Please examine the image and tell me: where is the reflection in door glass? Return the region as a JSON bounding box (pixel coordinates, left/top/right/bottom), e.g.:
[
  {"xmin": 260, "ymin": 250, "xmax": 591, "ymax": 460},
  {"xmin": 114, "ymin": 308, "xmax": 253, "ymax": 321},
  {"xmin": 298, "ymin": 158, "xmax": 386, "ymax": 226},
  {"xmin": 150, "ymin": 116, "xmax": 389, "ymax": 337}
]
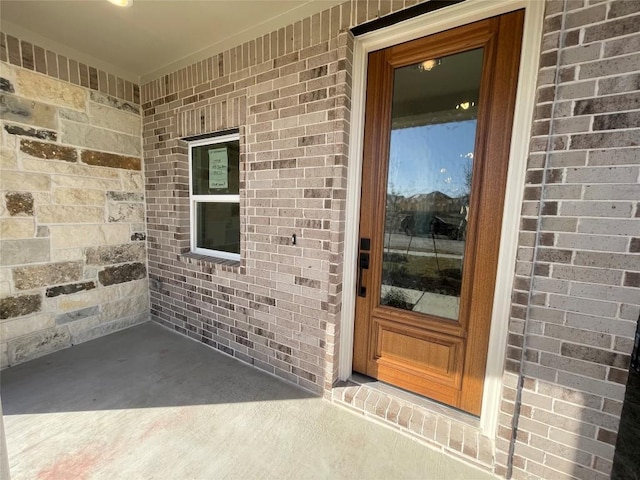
[{"xmin": 379, "ymin": 48, "xmax": 483, "ymax": 321}]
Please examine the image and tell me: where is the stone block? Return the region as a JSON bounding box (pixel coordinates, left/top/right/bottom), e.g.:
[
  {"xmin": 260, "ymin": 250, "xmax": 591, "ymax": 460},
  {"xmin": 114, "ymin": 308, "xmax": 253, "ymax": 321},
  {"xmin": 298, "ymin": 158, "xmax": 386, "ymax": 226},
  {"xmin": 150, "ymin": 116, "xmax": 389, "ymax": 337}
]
[
  {"xmin": 59, "ymin": 108, "xmax": 88, "ymax": 123},
  {"xmin": 89, "ymin": 91, "xmax": 140, "ymax": 115},
  {"xmin": 80, "ymin": 149, "xmax": 141, "ymax": 170},
  {"xmin": 50, "ymin": 224, "xmax": 130, "ymax": 249},
  {"xmin": 0, "ymin": 293, "xmax": 41, "ymax": 319},
  {"xmin": 0, "ymin": 343, "xmax": 7, "ymax": 369},
  {"xmin": 0, "ymin": 312, "xmax": 55, "ymax": 340},
  {"xmin": 0, "ymin": 238, "xmax": 50, "ymax": 265},
  {"xmin": 0, "ymin": 94, "xmax": 56, "ymax": 130},
  {"xmin": 8, "ymin": 326, "xmax": 71, "ymax": 365},
  {"xmin": 121, "ymin": 171, "xmax": 144, "ymax": 189},
  {"xmin": 4, "ymin": 124, "xmax": 56, "ymax": 141},
  {"xmin": 46, "ymin": 281, "xmax": 96, "ymax": 298},
  {"xmin": 100, "ymin": 293, "xmax": 148, "ymax": 322},
  {"xmin": 0, "ymin": 76, "xmax": 15, "ymax": 93},
  {"xmin": 54, "ymin": 188, "xmax": 105, "ymax": 206},
  {"xmin": 21, "ymin": 157, "xmax": 120, "ymax": 179},
  {"xmin": 0, "ymin": 218, "xmax": 34, "ymax": 239},
  {"xmin": 37, "ymin": 205, "xmax": 104, "ymax": 224},
  {"xmin": 106, "ymin": 191, "xmax": 144, "ymax": 202},
  {"xmin": 0, "ymin": 146, "xmax": 17, "ymax": 169},
  {"xmin": 98, "ymin": 262, "xmax": 147, "ymax": 286},
  {"xmin": 0, "ymin": 171, "xmax": 50, "ymax": 191},
  {"xmin": 51, "ymin": 247, "xmax": 84, "ymax": 262},
  {"xmin": 88, "ymin": 102, "xmax": 141, "ymax": 135},
  {"xmin": 107, "ymin": 203, "xmax": 144, "ymax": 223},
  {"xmin": 51, "ymin": 173, "xmax": 121, "ymax": 191},
  {"xmin": 57, "ymin": 286, "xmax": 120, "ymax": 312},
  {"xmin": 68, "ymin": 312, "xmax": 147, "ymax": 346},
  {"xmin": 61, "ymin": 121, "xmax": 141, "ymax": 157},
  {"xmin": 4, "ymin": 192, "xmax": 34, "ymax": 215},
  {"xmin": 15, "ymin": 67, "xmax": 86, "ymax": 110},
  {"xmin": 13, "ymin": 261, "xmax": 83, "ymax": 290},
  {"xmin": 86, "ymin": 243, "xmax": 146, "ymax": 265},
  {"xmin": 55, "ymin": 305, "xmax": 100, "ymax": 325},
  {"xmin": 20, "ymin": 139, "xmax": 77, "ymax": 162},
  {"xmin": 116, "ymin": 278, "xmax": 148, "ymax": 298}
]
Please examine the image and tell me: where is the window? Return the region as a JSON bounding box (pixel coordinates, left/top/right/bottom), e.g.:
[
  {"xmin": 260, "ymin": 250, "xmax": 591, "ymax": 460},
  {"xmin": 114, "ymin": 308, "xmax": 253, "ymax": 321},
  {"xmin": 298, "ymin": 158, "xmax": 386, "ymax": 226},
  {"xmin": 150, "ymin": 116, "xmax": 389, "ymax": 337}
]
[{"xmin": 188, "ymin": 131, "xmax": 240, "ymax": 260}]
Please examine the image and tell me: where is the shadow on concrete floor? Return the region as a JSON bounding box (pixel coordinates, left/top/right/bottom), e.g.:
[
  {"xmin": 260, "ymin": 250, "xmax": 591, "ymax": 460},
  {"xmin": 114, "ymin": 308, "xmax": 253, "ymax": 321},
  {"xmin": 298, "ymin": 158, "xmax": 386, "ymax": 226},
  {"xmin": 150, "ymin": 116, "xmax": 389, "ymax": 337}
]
[
  {"xmin": 1, "ymin": 322, "xmax": 496, "ymax": 480},
  {"xmin": 1, "ymin": 322, "xmax": 313, "ymax": 415}
]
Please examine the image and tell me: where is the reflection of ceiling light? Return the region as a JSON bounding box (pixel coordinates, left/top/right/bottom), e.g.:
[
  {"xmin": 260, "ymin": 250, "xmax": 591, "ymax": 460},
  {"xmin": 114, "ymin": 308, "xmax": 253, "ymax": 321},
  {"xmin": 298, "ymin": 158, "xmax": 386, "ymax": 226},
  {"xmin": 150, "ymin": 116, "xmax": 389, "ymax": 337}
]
[
  {"xmin": 456, "ymin": 101, "xmax": 476, "ymax": 110},
  {"xmin": 418, "ymin": 58, "xmax": 441, "ymax": 71},
  {"xmin": 108, "ymin": 0, "xmax": 133, "ymax": 7}
]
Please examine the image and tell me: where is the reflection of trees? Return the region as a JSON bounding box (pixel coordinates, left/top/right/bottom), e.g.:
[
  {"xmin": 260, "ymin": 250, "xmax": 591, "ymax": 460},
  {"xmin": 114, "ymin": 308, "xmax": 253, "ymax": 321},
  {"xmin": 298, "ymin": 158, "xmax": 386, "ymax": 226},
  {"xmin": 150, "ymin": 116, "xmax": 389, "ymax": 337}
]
[
  {"xmin": 386, "ymin": 176, "xmax": 405, "ymax": 253},
  {"xmin": 463, "ymin": 158, "xmax": 473, "ymax": 197}
]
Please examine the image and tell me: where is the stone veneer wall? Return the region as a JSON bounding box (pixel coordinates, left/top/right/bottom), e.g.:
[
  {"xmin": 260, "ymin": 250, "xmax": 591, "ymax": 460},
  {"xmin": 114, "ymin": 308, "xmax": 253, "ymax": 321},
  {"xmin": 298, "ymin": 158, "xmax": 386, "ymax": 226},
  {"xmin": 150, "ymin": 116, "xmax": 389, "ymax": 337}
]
[
  {"xmin": 0, "ymin": 36, "xmax": 148, "ymax": 367},
  {"xmin": 137, "ymin": 0, "xmax": 639, "ymax": 479}
]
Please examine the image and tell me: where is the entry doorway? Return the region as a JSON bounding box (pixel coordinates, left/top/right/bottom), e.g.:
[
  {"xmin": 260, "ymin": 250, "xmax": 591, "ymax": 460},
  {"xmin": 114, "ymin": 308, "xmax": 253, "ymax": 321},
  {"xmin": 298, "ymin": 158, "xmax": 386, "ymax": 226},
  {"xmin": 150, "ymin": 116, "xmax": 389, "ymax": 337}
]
[{"xmin": 352, "ymin": 11, "xmax": 524, "ymax": 416}]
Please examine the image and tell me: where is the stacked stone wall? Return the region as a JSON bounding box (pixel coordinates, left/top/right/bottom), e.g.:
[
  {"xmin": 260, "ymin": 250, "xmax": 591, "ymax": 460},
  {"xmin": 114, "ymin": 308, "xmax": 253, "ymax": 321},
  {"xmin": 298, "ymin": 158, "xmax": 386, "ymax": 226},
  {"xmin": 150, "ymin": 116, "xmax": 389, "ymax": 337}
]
[{"xmin": 0, "ymin": 43, "xmax": 148, "ymax": 367}]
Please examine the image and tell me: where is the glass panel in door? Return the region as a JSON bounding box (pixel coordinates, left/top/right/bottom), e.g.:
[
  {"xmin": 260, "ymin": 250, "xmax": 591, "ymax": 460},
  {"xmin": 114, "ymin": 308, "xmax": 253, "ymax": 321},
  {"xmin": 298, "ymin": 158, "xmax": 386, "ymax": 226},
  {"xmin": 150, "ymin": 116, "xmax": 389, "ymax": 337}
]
[{"xmin": 379, "ymin": 48, "xmax": 484, "ymax": 321}]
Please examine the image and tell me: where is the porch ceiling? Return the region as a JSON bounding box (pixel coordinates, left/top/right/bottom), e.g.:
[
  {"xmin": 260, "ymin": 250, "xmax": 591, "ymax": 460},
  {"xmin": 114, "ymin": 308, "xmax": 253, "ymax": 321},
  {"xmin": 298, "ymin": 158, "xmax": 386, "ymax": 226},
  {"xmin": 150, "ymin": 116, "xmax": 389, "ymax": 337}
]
[{"xmin": 0, "ymin": 0, "xmax": 343, "ymax": 82}]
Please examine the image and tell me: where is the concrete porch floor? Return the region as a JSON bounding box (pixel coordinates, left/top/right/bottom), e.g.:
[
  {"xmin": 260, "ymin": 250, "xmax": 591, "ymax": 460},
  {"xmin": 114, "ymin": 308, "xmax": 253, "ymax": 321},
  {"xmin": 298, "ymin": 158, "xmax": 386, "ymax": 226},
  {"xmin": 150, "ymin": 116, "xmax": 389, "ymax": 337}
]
[{"xmin": 1, "ymin": 322, "xmax": 495, "ymax": 479}]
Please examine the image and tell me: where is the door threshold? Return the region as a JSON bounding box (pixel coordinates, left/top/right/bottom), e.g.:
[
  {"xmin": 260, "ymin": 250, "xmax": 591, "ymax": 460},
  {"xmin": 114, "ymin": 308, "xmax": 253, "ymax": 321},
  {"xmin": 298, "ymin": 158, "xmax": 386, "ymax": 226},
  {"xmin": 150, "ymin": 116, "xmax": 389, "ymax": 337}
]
[
  {"xmin": 331, "ymin": 374, "xmax": 494, "ymax": 471},
  {"xmin": 348, "ymin": 373, "xmax": 480, "ymax": 428}
]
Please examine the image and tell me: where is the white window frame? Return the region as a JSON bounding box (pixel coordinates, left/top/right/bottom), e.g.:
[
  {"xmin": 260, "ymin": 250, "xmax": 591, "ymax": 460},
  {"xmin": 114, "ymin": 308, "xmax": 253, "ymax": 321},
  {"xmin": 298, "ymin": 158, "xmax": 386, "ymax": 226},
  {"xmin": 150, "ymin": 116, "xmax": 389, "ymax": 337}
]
[{"xmin": 188, "ymin": 132, "xmax": 240, "ymax": 261}]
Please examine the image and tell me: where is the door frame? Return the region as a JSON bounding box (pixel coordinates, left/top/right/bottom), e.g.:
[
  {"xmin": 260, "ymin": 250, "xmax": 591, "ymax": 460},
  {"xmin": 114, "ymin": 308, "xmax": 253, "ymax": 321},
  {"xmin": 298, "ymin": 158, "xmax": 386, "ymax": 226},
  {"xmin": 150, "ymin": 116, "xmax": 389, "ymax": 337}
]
[{"xmin": 340, "ymin": 0, "xmax": 545, "ymax": 437}]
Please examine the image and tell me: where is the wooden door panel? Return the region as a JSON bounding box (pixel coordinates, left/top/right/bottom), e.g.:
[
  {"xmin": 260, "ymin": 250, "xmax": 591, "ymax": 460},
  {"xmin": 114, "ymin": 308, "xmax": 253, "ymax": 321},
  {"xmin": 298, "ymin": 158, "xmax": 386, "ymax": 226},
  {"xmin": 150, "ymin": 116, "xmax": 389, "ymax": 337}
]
[
  {"xmin": 353, "ymin": 11, "xmax": 524, "ymax": 416},
  {"xmin": 372, "ymin": 318, "xmax": 464, "ymax": 386}
]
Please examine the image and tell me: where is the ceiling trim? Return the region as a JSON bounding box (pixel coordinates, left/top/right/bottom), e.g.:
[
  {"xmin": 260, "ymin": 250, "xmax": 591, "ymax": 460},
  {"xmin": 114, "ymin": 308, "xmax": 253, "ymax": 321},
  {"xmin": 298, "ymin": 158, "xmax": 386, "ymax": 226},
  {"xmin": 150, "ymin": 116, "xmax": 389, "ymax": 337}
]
[
  {"xmin": 0, "ymin": 20, "xmax": 140, "ymax": 83},
  {"xmin": 139, "ymin": 0, "xmax": 343, "ymax": 85}
]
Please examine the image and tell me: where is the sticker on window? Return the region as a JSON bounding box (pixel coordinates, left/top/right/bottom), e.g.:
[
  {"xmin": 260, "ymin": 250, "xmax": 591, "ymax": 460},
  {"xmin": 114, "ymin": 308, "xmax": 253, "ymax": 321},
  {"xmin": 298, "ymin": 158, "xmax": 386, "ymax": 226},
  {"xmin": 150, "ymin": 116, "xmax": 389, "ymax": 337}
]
[{"xmin": 208, "ymin": 147, "xmax": 228, "ymax": 189}]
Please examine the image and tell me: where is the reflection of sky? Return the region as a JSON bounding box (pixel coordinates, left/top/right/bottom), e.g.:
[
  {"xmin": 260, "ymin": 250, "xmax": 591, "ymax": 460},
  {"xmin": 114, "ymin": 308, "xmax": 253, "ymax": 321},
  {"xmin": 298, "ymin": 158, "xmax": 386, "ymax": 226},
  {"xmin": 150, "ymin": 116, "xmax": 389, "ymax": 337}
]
[{"xmin": 388, "ymin": 120, "xmax": 476, "ymax": 198}]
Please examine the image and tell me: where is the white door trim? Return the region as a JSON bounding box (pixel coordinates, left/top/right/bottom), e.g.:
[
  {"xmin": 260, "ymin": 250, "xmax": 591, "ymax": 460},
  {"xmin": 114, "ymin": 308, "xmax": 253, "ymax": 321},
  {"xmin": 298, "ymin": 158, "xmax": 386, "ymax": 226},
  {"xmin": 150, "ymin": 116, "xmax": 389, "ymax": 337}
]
[{"xmin": 340, "ymin": 0, "xmax": 545, "ymax": 438}]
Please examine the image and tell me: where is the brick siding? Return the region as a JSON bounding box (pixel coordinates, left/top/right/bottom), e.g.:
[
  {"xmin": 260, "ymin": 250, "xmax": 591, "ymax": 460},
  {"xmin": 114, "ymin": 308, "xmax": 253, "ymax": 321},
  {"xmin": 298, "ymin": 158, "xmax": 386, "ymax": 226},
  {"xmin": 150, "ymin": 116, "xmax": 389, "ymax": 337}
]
[
  {"xmin": 497, "ymin": 1, "xmax": 640, "ymax": 479},
  {"xmin": 137, "ymin": 0, "xmax": 639, "ymax": 478}
]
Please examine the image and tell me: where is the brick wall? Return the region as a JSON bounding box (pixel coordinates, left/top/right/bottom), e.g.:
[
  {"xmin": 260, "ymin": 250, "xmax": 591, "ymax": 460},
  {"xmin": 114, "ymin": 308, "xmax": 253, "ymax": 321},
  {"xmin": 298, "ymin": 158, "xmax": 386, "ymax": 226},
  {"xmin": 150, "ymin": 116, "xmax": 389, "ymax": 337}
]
[
  {"xmin": 139, "ymin": 0, "xmax": 639, "ymax": 478},
  {"xmin": 142, "ymin": 2, "xmax": 356, "ymax": 395},
  {"xmin": 0, "ymin": 35, "xmax": 149, "ymax": 367},
  {"xmin": 142, "ymin": 0, "xmax": 442, "ymax": 394},
  {"xmin": 496, "ymin": 1, "xmax": 640, "ymax": 479}
]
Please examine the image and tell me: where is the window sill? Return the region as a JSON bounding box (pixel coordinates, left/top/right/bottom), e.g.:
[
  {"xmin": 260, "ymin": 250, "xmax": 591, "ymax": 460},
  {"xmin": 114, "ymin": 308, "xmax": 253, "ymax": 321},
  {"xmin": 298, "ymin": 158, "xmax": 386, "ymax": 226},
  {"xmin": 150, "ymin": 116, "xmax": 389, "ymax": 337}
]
[{"xmin": 180, "ymin": 251, "xmax": 241, "ymax": 271}]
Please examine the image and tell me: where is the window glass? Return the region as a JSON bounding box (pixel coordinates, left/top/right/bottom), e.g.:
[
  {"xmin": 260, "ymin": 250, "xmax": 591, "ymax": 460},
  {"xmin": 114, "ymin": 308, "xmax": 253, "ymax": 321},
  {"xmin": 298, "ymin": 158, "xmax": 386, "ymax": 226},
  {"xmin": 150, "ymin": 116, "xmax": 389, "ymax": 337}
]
[
  {"xmin": 191, "ymin": 140, "xmax": 240, "ymax": 195},
  {"xmin": 195, "ymin": 202, "xmax": 240, "ymax": 254}
]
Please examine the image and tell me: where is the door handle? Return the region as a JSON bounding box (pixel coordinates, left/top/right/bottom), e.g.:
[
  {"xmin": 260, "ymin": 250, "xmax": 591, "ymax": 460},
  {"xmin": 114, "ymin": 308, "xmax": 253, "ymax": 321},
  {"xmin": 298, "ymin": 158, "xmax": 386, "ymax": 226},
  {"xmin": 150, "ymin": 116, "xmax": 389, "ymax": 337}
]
[{"xmin": 357, "ymin": 252, "xmax": 370, "ymax": 297}]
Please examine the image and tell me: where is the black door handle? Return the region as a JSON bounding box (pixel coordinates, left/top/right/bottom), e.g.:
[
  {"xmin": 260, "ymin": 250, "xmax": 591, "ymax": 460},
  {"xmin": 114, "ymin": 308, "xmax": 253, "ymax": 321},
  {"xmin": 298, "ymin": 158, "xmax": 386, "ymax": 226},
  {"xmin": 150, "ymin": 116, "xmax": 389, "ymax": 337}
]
[{"xmin": 357, "ymin": 252, "xmax": 370, "ymax": 297}]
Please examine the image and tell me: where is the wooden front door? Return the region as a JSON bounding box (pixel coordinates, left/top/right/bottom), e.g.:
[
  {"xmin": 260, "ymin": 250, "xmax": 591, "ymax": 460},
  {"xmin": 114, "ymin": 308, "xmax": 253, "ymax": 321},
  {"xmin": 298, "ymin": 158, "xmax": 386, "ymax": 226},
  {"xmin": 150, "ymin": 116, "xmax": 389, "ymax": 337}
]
[{"xmin": 353, "ymin": 11, "xmax": 524, "ymax": 415}]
